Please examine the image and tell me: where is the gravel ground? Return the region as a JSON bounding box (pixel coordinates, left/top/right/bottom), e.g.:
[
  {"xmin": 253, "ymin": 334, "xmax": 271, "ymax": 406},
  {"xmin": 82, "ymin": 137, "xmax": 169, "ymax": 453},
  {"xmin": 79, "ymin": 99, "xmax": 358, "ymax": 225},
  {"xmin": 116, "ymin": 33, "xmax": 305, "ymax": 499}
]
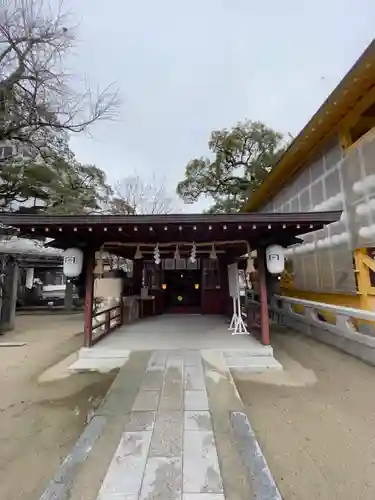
[
  {"xmin": 0, "ymin": 314, "xmax": 117, "ymax": 500},
  {"xmin": 234, "ymin": 330, "xmax": 375, "ymax": 500}
]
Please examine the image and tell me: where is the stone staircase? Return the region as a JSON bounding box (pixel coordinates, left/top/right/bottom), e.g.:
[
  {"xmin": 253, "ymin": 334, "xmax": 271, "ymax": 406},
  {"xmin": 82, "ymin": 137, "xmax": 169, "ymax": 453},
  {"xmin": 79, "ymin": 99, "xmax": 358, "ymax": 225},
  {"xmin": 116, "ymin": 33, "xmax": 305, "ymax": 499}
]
[{"xmin": 222, "ymin": 347, "xmax": 283, "ymax": 373}]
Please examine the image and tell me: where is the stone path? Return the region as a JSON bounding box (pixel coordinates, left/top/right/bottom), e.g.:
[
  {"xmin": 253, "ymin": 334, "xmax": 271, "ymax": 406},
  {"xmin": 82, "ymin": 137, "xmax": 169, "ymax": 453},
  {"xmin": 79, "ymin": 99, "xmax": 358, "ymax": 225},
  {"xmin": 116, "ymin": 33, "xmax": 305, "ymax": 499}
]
[{"xmin": 97, "ymin": 350, "xmax": 225, "ymax": 500}]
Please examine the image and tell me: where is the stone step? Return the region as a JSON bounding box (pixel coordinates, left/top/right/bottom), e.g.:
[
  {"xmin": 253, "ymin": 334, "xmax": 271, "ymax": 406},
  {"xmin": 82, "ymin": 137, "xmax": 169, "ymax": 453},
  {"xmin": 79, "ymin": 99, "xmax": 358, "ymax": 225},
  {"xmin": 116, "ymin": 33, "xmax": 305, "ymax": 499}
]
[
  {"xmin": 225, "ymin": 356, "xmax": 282, "ymax": 372},
  {"xmin": 79, "ymin": 347, "xmax": 131, "ymax": 359},
  {"xmin": 223, "ymin": 346, "xmax": 274, "ymax": 358},
  {"xmin": 68, "ymin": 357, "xmax": 126, "ymax": 372}
]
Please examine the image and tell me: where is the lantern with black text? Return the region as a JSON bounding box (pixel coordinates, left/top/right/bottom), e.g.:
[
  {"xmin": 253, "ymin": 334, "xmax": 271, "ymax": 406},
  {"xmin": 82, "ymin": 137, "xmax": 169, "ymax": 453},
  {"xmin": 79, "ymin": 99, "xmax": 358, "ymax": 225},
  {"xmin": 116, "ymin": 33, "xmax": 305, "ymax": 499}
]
[
  {"xmin": 63, "ymin": 248, "xmax": 84, "ymax": 277},
  {"xmin": 265, "ymin": 245, "xmax": 285, "ymax": 275}
]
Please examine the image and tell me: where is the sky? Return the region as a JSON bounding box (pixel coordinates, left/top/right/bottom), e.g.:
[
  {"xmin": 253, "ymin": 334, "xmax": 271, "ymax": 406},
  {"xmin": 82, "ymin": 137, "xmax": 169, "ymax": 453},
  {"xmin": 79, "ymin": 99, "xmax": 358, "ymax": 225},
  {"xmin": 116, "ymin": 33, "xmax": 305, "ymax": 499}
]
[{"xmin": 61, "ymin": 0, "xmax": 375, "ymax": 213}]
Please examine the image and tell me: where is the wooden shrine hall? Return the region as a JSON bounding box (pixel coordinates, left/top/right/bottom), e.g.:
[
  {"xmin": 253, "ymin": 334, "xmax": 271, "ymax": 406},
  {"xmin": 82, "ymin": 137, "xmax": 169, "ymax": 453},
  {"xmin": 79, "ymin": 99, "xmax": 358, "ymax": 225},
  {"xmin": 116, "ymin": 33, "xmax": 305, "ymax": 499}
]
[{"xmin": 0, "ymin": 211, "xmax": 341, "ymax": 347}]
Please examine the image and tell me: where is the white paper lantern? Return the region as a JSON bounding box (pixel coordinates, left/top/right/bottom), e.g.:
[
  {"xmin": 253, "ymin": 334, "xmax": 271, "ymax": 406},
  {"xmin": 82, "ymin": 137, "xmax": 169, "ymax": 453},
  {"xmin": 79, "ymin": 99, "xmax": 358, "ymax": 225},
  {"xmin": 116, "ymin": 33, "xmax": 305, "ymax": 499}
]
[
  {"xmin": 265, "ymin": 245, "xmax": 285, "ymax": 274},
  {"xmin": 25, "ymin": 268, "xmax": 34, "ymax": 289},
  {"xmin": 63, "ymin": 248, "xmax": 84, "ymax": 277}
]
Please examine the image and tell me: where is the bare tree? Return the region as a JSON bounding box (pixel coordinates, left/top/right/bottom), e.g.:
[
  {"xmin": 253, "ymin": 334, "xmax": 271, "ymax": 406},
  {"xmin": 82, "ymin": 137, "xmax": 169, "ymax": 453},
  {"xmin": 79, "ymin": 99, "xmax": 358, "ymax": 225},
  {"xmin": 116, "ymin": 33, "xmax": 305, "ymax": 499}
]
[
  {"xmin": 0, "ymin": 0, "xmax": 119, "ymax": 160},
  {"xmin": 108, "ymin": 174, "xmax": 177, "ymax": 215}
]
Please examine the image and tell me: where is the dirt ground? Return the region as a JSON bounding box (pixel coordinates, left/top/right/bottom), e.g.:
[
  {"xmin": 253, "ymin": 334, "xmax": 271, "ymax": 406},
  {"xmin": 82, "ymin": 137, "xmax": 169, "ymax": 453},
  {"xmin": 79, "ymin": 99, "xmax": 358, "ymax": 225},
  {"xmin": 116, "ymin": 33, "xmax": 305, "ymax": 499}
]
[
  {"xmin": 234, "ymin": 330, "xmax": 375, "ymax": 500},
  {"xmin": 0, "ymin": 313, "xmax": 117, "ymax": 500}
]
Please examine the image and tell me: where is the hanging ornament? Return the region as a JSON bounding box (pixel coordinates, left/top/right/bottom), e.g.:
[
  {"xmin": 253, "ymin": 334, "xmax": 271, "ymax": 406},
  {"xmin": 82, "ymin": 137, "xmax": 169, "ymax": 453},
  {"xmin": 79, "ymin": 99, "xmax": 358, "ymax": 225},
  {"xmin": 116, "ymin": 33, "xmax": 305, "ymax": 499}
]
[
  {"xmin": 94, "ymin": 250, "xmax": 104, "ymax": 275},
  {"xmin": 134, "ymin": 245, "xmax": 143, "ymax": 260},
  {"xmin": 209, "ymin": 242, "xmax": 217, "ymax": 260},
  {"xmin": 174, "ymin": 244, "xmax": 180, "ymax": 260},
  {"xmin": 245, "ymin": 242, "xmax": 254, "ymax": 274},
  {"xmin": 154, "ymin": 243, "xmax": 161, "ymax": 265},
  {"xmin": 190, "ymin": 242, "xmax": 196, "ymax": 263},
  {"xmin": 246, "ymin": 256, "xmax": 255, "ymax": 275}
]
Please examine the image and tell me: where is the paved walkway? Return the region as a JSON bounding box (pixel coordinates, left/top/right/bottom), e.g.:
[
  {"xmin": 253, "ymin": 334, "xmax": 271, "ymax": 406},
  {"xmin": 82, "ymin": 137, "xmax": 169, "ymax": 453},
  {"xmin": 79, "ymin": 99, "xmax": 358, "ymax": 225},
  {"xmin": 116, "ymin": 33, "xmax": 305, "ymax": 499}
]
[
  {"xmin": 98, "ymin": 350, "xmax": 223, "ymax": 499},
  {"xmin": 43, "ymin": 349, "xmax": 254, "ymax": 500}
]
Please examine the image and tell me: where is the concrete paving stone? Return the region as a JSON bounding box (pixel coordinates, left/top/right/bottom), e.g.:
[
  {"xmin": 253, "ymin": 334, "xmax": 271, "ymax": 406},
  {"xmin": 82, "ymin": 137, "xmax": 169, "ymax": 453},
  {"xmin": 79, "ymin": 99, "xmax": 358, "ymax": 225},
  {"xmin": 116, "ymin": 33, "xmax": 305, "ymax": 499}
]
[
  {"xmin": 203, "ymin": 356, "xmax": 253, "ymax": 500},
  {"xmin": 139, "ymin": 457, "xmax": 182, "ymax": 500},
  {"xmin": 125, "ymin": 411, "xmax": 156, "ymax": 432},
  {"xmin": 108, "ymin": 351, "xmax": 151, "ymax": 392},
  {"xmin": 184, "ymin": 411, "xmax": 212, "ymax": 431},
  {"xmin": 167, "ymin": 350, "xmax": 185, "ymax": 359},
  {"xmin": 184, "ymin": 390, "xmax": 209, "ymax": 411},
  {"xmin": 141, "ymin": 368, "xmax": 165, "ymax": 391},
  {"xmin": 183, "ymin": 431, "xmax": 223, "ymax": 494},
  {"xmin": 147, "ymin": 365, "xmax": 167, "ymax": 372},
  {"xmin": 97, "ymin": 388, "xmax": 136, "ymax": 417},
  {"xmin": 159, "ymin": 393, "xmax": 184, "ymax": 411},
  {"xmin": 166, "ymin": 356, "xmax": 184, "ymax": 370},
  {"xmin": 68, "ymin": 415, "xmax": 129, "ymax": 500},
  {"xmin": 201, "ymin": 356, "xmax": 243, "ymax": 413},
  {"xmin": 132, "ymin": 390, "xmax": 160, "ymax": 411},
  {"xmin": 231, "ymin": 412, "xmax": 282, "ymax": 500},
  {"xmin": 162, "ymin": 366, "xmax": 183, "ymax": 390},
  {"xmin": 183, "ymin": 495, "xmax": 225, "ymax": 500},
  {"xmin": 40, "ymin": 416, "xmax": 107, "ymax": 500},
  {"xmin": 97, "ymin": 352, "xmax": 151, "ymax": 417},
  {"xmin": 98, "ymin": 431, "xmax": 152, "ymax": 497},
  {"xmin": 183, "ymin": 351, "xmax": 203, "ymax": 367},
  {"xmin": 149, "ymin": 411, "xmax": 183, "ymax": 458},
  {"xmin": 98, "ymin": 494, "xmax": 137, "ymax": 500},
  {"xmin": 159, "ymin": 383, "xmax": 183, "ymax": 410},
  {"xmin": 159, "ymin": 362, "xmax": 184, "ymax": 410},
  {"xmin": 159, "ymin": 388, "xmax": 183, "ymax": 411},
  {"xmin": 148, "ymin": 352, "xmax": 168, "ymax": 369},
  {"xmin": 68, "ymin": 353, "xmax": 152, "ymax": 500},
  {"xmin": 184, "ymin": 365, "xmax": 206, "ymax": 390}
]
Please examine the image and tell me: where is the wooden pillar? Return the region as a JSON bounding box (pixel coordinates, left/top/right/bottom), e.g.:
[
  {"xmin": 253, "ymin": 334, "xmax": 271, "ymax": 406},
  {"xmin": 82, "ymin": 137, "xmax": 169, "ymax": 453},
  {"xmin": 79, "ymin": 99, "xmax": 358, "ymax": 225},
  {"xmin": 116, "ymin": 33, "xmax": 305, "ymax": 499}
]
[
  {"xmin": 258, "ymin": 247, "xmax": 270, "ymax": 346},
  {"xmin": 64, "ymin": 280, "xmax": 74, "ymax": 311},
  {"xmin": 83, "ymin": 251, "xmax": 95, "ymax": 347},
  {"xmin": 220, "ymin": 257, "xmax": 231, "ymax": 317},
  {"xmin": 133, "ymin": 259, "xmax": 143, "ymax": 295},
  {"xmin": 0, "ymin": 257, "xmax": 19, "ymax": 332}
]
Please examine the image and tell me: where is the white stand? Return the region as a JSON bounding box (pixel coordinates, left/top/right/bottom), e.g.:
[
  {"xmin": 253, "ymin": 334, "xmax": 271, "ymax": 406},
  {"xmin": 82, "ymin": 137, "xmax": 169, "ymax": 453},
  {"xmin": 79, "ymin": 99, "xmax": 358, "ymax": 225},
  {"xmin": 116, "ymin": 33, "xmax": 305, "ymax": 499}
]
[
  {"xmin": 227, "ymin": 262, "xmax": 248, "ymax": 335},
  {"xmin": 229, "ymin": 295, "xmax": 248, "ymax": 335},
  {"xmin": 229, "ymin": 297, "xmax": 236, "ymax": 330}
]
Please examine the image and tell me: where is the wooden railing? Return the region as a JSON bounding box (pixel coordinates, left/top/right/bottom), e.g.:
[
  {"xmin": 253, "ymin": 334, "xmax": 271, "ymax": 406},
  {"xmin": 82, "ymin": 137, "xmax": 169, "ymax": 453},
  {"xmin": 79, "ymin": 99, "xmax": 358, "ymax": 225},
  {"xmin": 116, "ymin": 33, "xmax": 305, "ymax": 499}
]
[{"xmin": 92, "ymin": 303, "xmax": 123, "ymax": 345}]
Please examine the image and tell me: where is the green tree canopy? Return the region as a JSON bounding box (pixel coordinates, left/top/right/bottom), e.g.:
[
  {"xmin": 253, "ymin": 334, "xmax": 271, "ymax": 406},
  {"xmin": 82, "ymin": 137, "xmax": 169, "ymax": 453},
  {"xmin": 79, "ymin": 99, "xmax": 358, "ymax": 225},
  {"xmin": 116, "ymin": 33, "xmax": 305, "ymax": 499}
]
[
  {"xmin": 0, "ymin": 150, "xmax": 112, "ymax": 214},
  {"xmin": 177, "ymin": 120, "xmax": 287, "ymax": 213}
]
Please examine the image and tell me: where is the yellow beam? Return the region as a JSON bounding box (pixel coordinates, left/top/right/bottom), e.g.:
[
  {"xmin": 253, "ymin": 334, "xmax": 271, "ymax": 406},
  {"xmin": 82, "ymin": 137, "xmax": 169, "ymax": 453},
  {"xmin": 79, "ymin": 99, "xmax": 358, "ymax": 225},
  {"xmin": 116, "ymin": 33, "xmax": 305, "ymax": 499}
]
[
  {"xmin": 280, "ymin": 287, "xmax": 361, "ymax": 308},
  {"xmin": 362, "ymin": 253, "xmax": 375, "ymax": 274},
  {"xmin": 340, "ymin": 84, "xmax": 375, "ymax": 130}
]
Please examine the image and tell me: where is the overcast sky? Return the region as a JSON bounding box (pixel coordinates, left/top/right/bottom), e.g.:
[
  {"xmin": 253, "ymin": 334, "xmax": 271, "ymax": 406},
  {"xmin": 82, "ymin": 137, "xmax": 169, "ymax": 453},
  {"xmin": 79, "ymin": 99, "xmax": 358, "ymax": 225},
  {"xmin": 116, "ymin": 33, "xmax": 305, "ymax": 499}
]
[{"xmin": 63, "ymin": 0, "xmax": 375, "ymax": 212}]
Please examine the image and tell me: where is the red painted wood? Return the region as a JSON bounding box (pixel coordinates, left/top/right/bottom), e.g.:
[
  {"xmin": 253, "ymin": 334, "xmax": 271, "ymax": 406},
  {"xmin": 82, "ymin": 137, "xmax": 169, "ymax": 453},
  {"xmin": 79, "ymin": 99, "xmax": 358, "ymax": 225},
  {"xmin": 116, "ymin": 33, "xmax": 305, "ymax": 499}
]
[
  {"xmin": 258, "ymin": 248, "xmax": 270, "ymax": 345},
  {"xmin": 133, "ymin": 259, "xmax": 143, "ymax": 294},
  {"xmin": 83, "ymin": 251, "xmax": 95, "ymax": 347},
  {"xmin": 153, "ymin": 289, "xmax": 164, "ymax": 314},
  {"xmin": 201, "ymin": 263, "xmax": 230, "ymax": 315},
  {"xmin": 201, "ymin": 288, "xmax": 226, "ymax": 314}
]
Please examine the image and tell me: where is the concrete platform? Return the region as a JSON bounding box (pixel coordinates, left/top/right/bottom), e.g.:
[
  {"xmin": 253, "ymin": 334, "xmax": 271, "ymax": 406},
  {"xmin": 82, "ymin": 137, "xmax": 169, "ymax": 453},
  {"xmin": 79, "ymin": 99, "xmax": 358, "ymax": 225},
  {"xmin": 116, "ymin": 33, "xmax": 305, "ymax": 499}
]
[{"xmin": 69, "ymin": 315, "xmax": 282, "ymax": 373}]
